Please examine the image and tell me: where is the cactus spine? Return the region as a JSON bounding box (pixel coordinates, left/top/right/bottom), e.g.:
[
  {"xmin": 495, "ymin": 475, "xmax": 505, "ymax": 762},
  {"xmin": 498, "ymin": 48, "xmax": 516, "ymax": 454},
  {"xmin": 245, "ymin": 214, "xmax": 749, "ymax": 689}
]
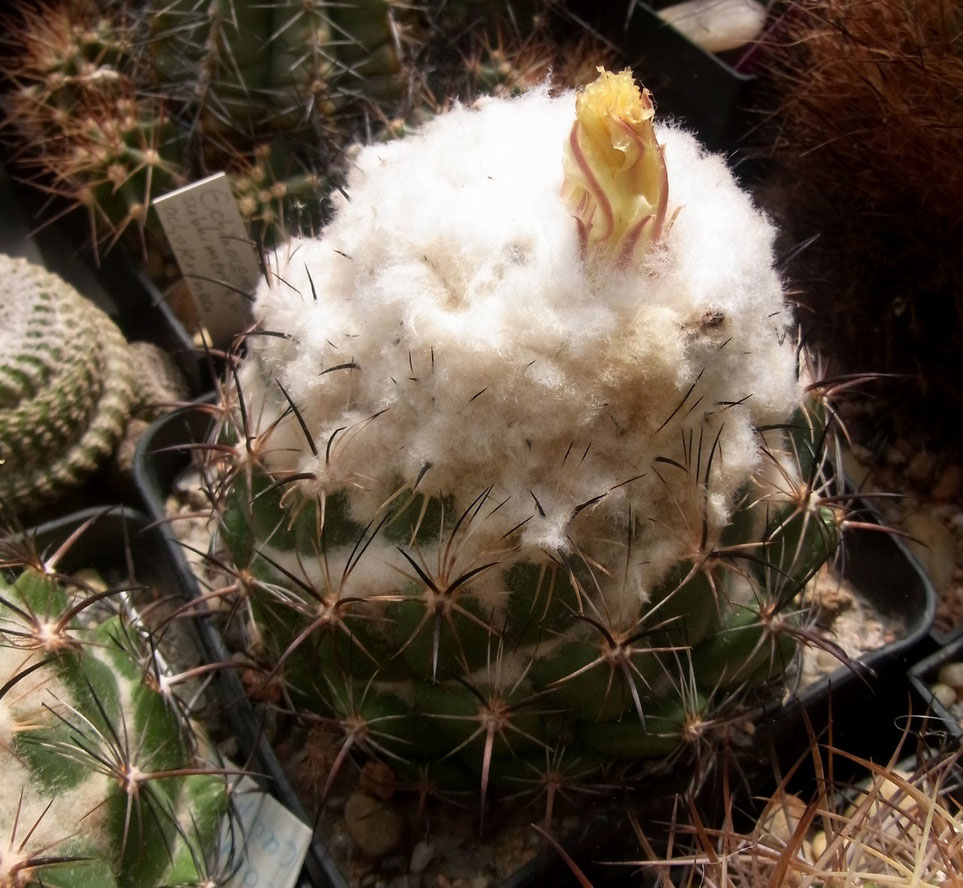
[
  {"xmin": 0, "ymin": 523, "xmax": 236, "ymax": 887},
  {"xmin": 200, "ymin": 68, "xmax": 842, "ymax": 825}
]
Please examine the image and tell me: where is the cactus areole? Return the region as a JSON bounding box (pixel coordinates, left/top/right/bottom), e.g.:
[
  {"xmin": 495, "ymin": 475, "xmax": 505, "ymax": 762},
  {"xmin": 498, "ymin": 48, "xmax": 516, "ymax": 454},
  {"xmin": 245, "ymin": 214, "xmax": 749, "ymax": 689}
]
[{"xmin": 210, "ymin": 69, "xmax": 838, "ymax": 806}]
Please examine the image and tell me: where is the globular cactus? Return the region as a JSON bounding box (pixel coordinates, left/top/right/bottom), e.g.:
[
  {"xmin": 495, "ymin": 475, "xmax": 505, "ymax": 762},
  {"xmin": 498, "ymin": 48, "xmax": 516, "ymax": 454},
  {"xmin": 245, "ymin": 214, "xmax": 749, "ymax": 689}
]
[
  {"xmin": 0, "ymin": 254, "xmax": 187, "ymax": 516},
  {"xmin": 0, "ymin": 255, "xmax": 135, "ymax": 513},
  {"xmin": 0, "ymin": 524, "xmax": 236, "ymax": 887},
  {"xmin": 0, "ymin": 2, "xmax": 187, "ymax": 256},
  {"xmin": 201, "ymin": 68, "xmax": 843, "ymax": 822},
  {"xmin": 142, "ymin": 0, "xmax": 411, "ymax": 137}
]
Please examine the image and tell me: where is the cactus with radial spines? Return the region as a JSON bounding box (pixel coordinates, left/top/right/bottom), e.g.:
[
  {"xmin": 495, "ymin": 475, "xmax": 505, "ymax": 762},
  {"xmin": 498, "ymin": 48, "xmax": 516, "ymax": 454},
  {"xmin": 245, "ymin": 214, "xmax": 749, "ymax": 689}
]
[
  {"xmin": 0, "ymin": 254, "xmax": 136, "ymax": 513},
  {"xmin": 0, "ymin": 254, "xmax": 189, "ymax": 516},
  {"xmin": 0, "ymin": 528, "xmax": 237, "ymax": 887},
  {"xmin": 199, "ymin": 68, "xmax": 846, "ymax": 821},
  {"xmin": 140, "ymin": 0, "xmax": 413, "ymax": 143}
]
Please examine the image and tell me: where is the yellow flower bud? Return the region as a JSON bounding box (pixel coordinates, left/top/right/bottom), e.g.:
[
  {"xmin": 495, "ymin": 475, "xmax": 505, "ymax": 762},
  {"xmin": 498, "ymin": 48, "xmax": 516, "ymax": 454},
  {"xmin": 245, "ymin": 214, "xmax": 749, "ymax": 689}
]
[{"xmin": 562, "ymin": 67, "xmax": 668, "ymax": 263}]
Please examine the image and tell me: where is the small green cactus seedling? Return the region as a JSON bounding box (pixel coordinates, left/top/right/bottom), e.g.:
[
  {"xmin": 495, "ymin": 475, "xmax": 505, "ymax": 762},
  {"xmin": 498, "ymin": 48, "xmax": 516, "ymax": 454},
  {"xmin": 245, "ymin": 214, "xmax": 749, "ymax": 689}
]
[
  {"xmin": 0, "ymin": 518, "xmax": 239, "ymax": 887},
  {"xmin": 200, "ymin": 68, "xmax": 846, "ymax": 825}
]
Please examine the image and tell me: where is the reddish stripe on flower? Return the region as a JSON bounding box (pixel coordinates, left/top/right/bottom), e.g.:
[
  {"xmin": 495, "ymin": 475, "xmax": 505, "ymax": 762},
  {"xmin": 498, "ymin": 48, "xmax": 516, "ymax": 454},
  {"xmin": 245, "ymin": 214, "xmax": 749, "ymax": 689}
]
[{"xmin": 561, "ymin": 67, "xmax": 669, "ymax": 265}]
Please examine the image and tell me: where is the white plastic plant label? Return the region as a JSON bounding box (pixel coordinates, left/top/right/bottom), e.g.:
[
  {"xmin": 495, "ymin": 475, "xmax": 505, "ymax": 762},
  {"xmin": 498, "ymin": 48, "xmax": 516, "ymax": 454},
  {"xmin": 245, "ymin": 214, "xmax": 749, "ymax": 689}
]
[
  {"xmin": 153, "ymin": 172, "xmax": 260, "ymax": 349},
  {"xmin": 223, "ymin": 778, "xmax": 313, "ymax": 888}
]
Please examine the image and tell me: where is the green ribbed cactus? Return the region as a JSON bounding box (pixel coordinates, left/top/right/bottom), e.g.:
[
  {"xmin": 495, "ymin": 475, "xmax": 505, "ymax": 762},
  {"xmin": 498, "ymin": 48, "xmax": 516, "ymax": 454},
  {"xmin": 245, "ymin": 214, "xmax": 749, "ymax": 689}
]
[
  {"xmin": 202, "ymin": 68, "xmax": 843, "ymax": 823},
  {"xmin": 0, "ymin": 532, "xmax": 235, "ymax": 887},
  {"xmin": 143, "ymin": 0, "xmax": 408, "ymax": 131},
  {"xmin": 0, "ymin": 254, "xmax": 188, "ymax": 515},
  {"xmin": 0, "ymin": 255, "xmax": 135, "ymax": 513}
]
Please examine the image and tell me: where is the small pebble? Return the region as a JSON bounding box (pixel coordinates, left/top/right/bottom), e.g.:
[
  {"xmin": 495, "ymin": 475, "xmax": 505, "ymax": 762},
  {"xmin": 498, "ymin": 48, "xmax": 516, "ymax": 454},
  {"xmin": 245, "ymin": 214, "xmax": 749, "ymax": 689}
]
[
  {"xmin": 884, "ymin": 446, "xmax": 908, "ymax": 467},
  {"xmin": 809, "ymin": 830, "xmax": 827, "ymax": 860},
  {"xmin": 410, "ymin": 841, "xmax": 435, "ymax": 874},
  {"xmin": 816, "ymin": 649, "xmax": 842, "ymax": 672},
  {"xmin": 936, "ymin": 661, "xmax": 963, "ymax": 694},
  {"xmin": 360, "ymin": 759, "xmax": 397, "ymax": 800},
  {"xmin": 930, "ymin": 681, "xmax": 958, "ymax": 708},
  {"xmin": 849, "ymin": 443, "xmax": 875, "ymax": 466},
  {"xmin": 892, "ymin": 437, "xmax": 915, "ymax": 459},
  {"xmin": 756, "ymin": 793, "xmax": 808, "ymax": 844},
  {"xmin": 344, "ymin": 792, "xmax": 405, "ymax": 859}
]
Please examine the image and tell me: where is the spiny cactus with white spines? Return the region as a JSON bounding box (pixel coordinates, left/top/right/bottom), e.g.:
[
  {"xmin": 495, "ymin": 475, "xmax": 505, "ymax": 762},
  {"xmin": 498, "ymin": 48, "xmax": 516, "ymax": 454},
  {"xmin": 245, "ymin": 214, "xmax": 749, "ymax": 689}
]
[
  {"xmin": 199, "ymin": 68, "xmax": 844, "ymax": 824},
  {"xmin": 0, "ymin": 521, "xmax": 239, "ymax": 888}
]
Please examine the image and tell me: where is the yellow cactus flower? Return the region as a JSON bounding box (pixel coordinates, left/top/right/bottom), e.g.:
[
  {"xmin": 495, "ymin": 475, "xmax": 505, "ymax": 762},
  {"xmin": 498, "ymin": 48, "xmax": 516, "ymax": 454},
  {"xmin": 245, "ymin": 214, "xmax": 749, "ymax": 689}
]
[{"xmin": 562, "ymin": 67, "xmax": 668, "ymax": 263}]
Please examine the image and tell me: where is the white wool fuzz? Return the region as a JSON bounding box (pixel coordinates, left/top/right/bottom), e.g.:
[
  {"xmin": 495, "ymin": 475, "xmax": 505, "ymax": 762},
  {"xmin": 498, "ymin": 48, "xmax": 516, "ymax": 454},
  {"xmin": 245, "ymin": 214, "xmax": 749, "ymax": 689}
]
[
  {"xmin": 0, "ymin": 645, "xmax": 110, "ymax": 870},
  {"xmin": 244, "ymin": 86, "xmax": 800, "ymax": 601}
]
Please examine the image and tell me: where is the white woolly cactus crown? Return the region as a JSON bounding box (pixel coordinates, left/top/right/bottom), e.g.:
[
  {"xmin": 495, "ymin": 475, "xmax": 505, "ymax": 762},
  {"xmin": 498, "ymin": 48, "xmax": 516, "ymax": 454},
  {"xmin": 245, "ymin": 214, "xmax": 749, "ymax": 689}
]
[{"xmin": 242, "ymin": 70, "xmax": 800, "ymax": 605}]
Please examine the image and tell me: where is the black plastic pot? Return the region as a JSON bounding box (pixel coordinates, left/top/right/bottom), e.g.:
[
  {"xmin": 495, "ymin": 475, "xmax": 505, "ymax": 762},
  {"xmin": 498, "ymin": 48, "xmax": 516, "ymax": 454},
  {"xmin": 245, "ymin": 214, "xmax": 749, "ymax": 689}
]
[
  {"xmin": 132, "ymin": 403, "xmax": 341, "ymax": 888},
  {"xmin": 134, "ymin": 403, "xmax": 938, "ymax": 887},
  {"xmin": 749, "ymin": 513, "xmax": 937, "ymax": 793},
  {"xmin": 25, "ymin": 505, "xmax": 190, "ymax": 596},
  {"xmin": 554, "ymin": 1, "xmax": 756, "ymax": 152}
]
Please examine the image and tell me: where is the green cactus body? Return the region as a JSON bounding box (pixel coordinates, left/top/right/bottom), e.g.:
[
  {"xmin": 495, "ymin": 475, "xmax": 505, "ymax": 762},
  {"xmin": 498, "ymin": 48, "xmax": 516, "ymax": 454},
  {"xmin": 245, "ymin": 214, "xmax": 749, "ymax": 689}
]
[
  {"xmin": 0, "ymin": 255, "xmax": 135, "ymax": 512},
  {"xmin": 202, "ymin": 70, "xmax": 843, "ymax": 816},
  {"xmin": 0, "ymin": 555, "xmax": 232, "ymax": 887}
]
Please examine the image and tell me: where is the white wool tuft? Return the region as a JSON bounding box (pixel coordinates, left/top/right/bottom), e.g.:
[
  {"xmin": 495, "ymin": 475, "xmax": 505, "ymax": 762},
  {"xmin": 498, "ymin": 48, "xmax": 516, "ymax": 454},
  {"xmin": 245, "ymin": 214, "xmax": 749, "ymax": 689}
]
[{"xmin": 246, "ymin": 86, "xmax": 800, "ymax": 599}]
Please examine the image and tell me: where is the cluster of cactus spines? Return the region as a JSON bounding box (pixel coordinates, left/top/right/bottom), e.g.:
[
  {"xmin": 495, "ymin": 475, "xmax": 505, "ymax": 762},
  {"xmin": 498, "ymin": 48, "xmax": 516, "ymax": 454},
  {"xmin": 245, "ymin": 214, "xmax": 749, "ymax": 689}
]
[
  {"xmin": 0, "ymin": 0, "xmax": 394, "ymax": 259},
  {"xmin": 0, "ymin": 519, "xmax": 239, "ymax": 887},
  {"xmin": 757, "ymin": 0, "xmax": 963, "ymax": 423},
  {"xmin": 191, "ymin": 65, "xmax": 849, "ymax": 832},
  {"xmin": 0, "ymin": 2, "xmax": 184, "ymax": 257},
  {"xmin": 619, "ymin": 723, "xmax": 963, "ymax": 888}
]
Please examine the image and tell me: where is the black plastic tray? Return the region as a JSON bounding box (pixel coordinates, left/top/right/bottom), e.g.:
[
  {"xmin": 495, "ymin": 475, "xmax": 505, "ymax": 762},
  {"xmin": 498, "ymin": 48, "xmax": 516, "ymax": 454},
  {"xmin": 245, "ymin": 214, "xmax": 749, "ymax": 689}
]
[{"xmin": 133, "ymin": 403, "xmax": 937, "ymax": 886}]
